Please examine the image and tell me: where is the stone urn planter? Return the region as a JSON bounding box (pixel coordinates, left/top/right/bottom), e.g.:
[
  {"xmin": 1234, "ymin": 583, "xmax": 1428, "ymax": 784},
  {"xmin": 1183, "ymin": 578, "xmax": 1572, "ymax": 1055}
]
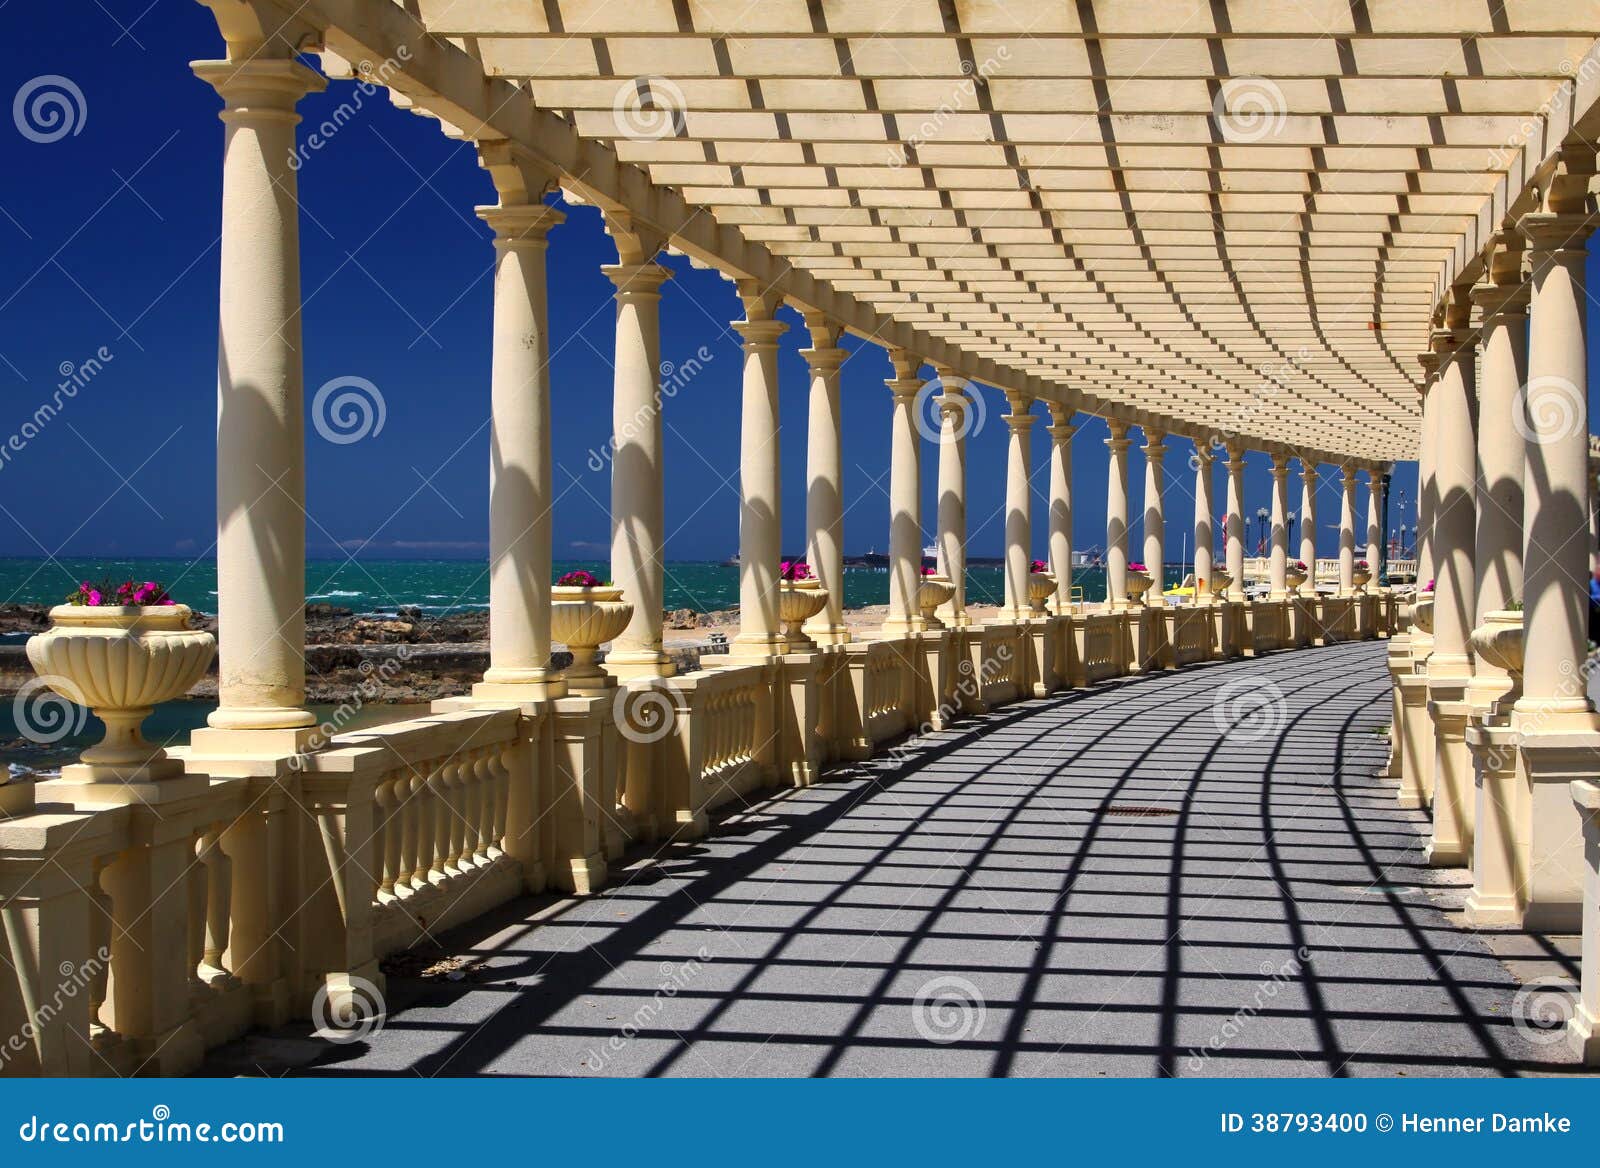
[
  {"xmin": 551, "ymin": 585, "xmax": 633, "ymax": 692},
  {"xmin": 1352, "ymin": 565, "xmax": 1373, "ymax": 592},
  {"xmin": 25, "ymin": 604, "xmax": 215, "ymax": 781},
  {"xmin": 1026, "ymin": 571, "xmax": 1055, "ymax": 615},
  {"xmin": 778, "ymin": 579, "xmax": 829, "ymax": 650},
  {"xmin": 1207, "ymin": 571, "xmax": 1232, "ymax": 599},
  {"xmin": 1124, "ymin": 568, "xmax": 1154, "ymax": 604},
  {"xmin": 1285, "ymin": 564, "xmax": 1308, "ymax": 593},
  {"xmin": 917, "ymin": 574, "xmax": 955, "ymax": 629},
  {"xmin": 1469, "ymin": 609, "xmax": 1524, "ymax": 706},
  {"xmin": 1412, "ymin": 594, "xmax": 1434, "ymax": 636}
]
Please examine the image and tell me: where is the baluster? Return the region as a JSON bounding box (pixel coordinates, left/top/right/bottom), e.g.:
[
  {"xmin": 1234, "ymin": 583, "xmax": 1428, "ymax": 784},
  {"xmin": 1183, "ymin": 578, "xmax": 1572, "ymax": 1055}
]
[
  {"xmin": 458, "ymin": 750, "xmax": 483, "ymax": 869},
  {"xmin": 89, "ymin": 861, "xmax": 113, "ymax": 1038},
  {"xmin": 431, "ymin": 759, "xmax": 457, "ymax": 881},
  {"xmin": 187, "ymin": 831, "xmax": 207, "ymax": 995},
  {"xmin": 487, "ymin": 746, "xmax": 511, "ymax": 860},
  {"xmin": 198, "ymin": 827, "xmax": 232, "ymax": 982},
  {"xmin": 375, "ymin": 775, "xmax": 400, "ymax": 904},
  {"xmin": 410, "ymin": 769, "xmax": 434, "ymax": 893}
]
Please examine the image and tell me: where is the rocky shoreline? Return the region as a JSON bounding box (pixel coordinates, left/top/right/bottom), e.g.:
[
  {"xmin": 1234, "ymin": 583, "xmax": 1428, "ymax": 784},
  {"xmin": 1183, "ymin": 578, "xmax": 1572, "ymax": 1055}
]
[{"xmin": 3, "ymin": 599, "xmax": 983, "ymax": 706}]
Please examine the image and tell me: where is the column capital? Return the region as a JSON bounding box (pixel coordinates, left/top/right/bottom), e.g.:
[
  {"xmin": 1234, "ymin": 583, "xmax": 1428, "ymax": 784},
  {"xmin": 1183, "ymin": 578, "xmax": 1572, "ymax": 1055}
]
[
  {"xmin": 732, "ymin": 317, "xmax": 787, "ymax": 350},
  {"xmin": 1105, "ymin": 417, "xmax": 1131, "ymax": 451},
  {"xmin": 1269, "ymin": 451, "xmax": 1291, "ymax": 477},
  {"xmin": 601, "ymin": 207, "xmax": 666, "ymax": 266},
  {"xmin": 1299, "ymin": 454, "xmax": 1318, "ymax": 478},
  {"xmin": 939, "ymin": 386, "xmax": 970, "ymax": 420},
  {"xmin": 799, "ymin": 345, "xmax": 846, "ymax": 374},
  {"xmin": 1003, "ymin": 389, "xmax": 1035, "ymax": 417},
  {"xmin": 477, "ymin": 202, "xmax": 566, "ymax": 245},
  {"xmin": 1469, "ymin": 277, "xmax": 1530, "ymax": 324},
  {"xmin": 1517, "ymin": 210, "xmax": 1600, "ymax": 255},
  {"xmin": 1047, "ymin": 400, "xmax": 1075, "ymax": 430},
  {"xmin": 1004, "ymin": 408, "xmax": 1038, "ymax": 433},
  {"xmin": 1048, "ymin": 419, "xmax": 1076, "ymax": 443},
  {"xmin": 1224, "ymin": 444, "xmax": 1247, "ymax": 472},
  {"xmin": 802, "ymin": 311, "xmax": 843, "ymax": 350},
  {"xmin": 886, "ymin": 347, "xmax": 922, "ymax": 383},
  {"xmin": 192, "ymin": 57, "xmax": 325, "ymax": 113},
  {"xmin": 601, "ymin": 260, "xmax": 672, "ymax": 298},
  {"xmin": 1142, "ymin": 432, "xmax": 1167, "ymax": 461},
  {"xmin": 1340, "ymin": 464, "xmax": 1360, "ymax": 488}
]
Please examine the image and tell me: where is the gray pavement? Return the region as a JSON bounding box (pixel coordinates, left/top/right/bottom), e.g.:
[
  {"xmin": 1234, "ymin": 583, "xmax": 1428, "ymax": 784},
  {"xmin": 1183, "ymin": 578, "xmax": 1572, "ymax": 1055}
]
[{"xmin": 206, "ymin": 640, "xmax": 1589, "ymax": 1077}]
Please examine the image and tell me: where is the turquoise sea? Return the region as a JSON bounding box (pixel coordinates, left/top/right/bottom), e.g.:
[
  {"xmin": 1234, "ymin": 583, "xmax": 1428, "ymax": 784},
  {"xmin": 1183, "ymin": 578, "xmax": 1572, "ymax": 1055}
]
[{"xmin": 0, "ymin": 556, "xmax": 1196, "ymax": 619}]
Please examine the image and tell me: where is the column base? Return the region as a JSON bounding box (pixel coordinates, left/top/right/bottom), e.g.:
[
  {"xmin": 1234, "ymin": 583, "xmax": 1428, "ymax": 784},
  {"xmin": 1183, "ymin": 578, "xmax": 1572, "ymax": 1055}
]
[
  {"xmin": 730, "ymin": 632, "xmax": 788, "ymax": 659},
  {"xmin": 472, "ymin": 675, "xmax": 569, "ymax": 702},
  {"xmin": 879, "ymin": 617, "xmax": 926, "ymax": 638},
  {"xmin": 802, "ymin": 621, "xmax": 852, "ymax": 645},
  {"xmin": 603, "ymin": 651, "xmax": 678, "ymax": 681},
  {"xmin": 1460, "ymin": 893, "xmax": 1523, "ymax": 929},
  {"xmin": 1571, "ymin": 1007, "xmax": 1600, "ymax": 1066},
  {"xmin": 554, "ymin": 852, "xmax": 608, "ymax": 896},
  {"xmin": 183, "ymin": 724, "xmax": 323, "ymax": 760},
  {"xmin": 204, "ymin": 705, "xmax": 316, "ymax": 731}
]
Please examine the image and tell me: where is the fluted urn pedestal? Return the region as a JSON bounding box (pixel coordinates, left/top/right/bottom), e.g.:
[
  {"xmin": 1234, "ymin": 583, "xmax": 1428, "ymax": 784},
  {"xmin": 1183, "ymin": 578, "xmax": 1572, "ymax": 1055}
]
[
  {"xmin": 1352, "ymin": 566, "xmax": 1373, "ymax": 593},
  {"xmin": 552, "ymin": 586, "xmax": 633, "ymax": 693},
  {"xmin": 778, "ymin": 580, "xmax": 828, "ymax": 650},
  {"xmin": 1285, "ymin": 566, "xmax": 1308, "ymax": 594},
  {"xmin": 1026, "ymin": 572, "xmax": 1055, "ymax": 615},
  {"xmin": 917, "ymin": 574, "xmax": 955, "ymax": 630},
  {"xmin": 1206, "ymin": 571, "xmax": 1231, "ymax": 601},
  {"xmin": 25, "ymin": 605, "xmax": 215, "ymax": 783},
  {"xmin": 1124, "ymin": 569, "xmax": 1154, "ymax": 604},
  {"xmin": 1468, "ymin": 610, "xmax": 1524, "ymax": 717}
]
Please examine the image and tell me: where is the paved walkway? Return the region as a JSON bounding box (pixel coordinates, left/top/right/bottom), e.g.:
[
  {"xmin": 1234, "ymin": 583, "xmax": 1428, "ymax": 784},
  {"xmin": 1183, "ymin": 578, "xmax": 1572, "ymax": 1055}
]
[{"xmin": 210, "ymin": 640, "xmax": 1588, "ymax": 1077}]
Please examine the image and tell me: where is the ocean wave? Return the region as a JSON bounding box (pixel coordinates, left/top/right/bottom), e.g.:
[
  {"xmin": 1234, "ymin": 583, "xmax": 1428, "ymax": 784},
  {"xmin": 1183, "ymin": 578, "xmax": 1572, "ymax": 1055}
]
[{"xmin": 308, "ymin": 590, "xmax": 364, "ymax": 599}]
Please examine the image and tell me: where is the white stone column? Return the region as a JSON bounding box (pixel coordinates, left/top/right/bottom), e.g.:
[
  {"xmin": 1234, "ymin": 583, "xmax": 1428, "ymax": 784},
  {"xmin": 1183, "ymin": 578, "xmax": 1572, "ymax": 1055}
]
[
  {"xmin": 191, "ymin": 58, "xmax": 325, "ymax": 740},
  {"xmin": 1269, "ymin": 453, "xmax": 1290, "ymax": 598},
  {"xmin": 935, "ymin": 378, "xmax": 971, "ymax": 626},
  {"xmin": 731, "ymin": 292, "xmax": 788, "ymax": 658},
  {"xmin": 1142, "ymin": 428, "xmax": 1167, "ymax": 606},
  {"xmin": 1426, "ymin": 317, "xmax": 1479, "ymax": 867},
  {"xmin": 1365, "ymin": 469, "xmax": 1384, "ymax": 577},
  {"xmin": 603, "ymin": 258, "xmax": 673, "ymax": 678},
  {"xmin": 1047, "ymin": 404, "xmax": 1076, "ymax": 613},
  {"xmin": 1471, "ymin": 279, "xmax": 1528, "ymax": 624},
  {"xmin": 1516, "ymin": 211, "xmax": 1599, "ymax": 727},
  {"xmin": 471, "ymin": 202, "xmax": 567, "ymax": 701},
  {"xmin": 1002, "ymin": 392, "xmax": 1036, "ymax": 620},
  {"xmin": 1225, "ymin": 445, "xmax": 1246, "ymax": 600},
  {"xmin": 883, "ymin": 351, "xmax": 925, "ymax": 636},
  {"xmin": 1192, "ymin": 442, "xmax": 1215, "ymax": 602},
  {"xmin": 1105, "ymin": 420, "xmax": 1132, "ymax": 608},
  {"xmin": 1299, "ymin": 457, "xmax": 1318, "ymax": 578},
  {"xmin": 1416, "ymin": 365, "xmax": 1439, "ymax": 589},
  {"xmin": 1339, "ymin": 466, "xmax": 1359, "ymax": 596},
  {"xmin": 801, "ymin": 317, "xmax": 848, "ymax": 644}
]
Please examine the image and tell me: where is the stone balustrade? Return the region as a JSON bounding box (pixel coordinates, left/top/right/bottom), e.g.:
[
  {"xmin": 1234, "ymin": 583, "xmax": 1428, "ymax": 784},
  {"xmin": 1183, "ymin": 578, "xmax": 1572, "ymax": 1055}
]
[{"xmin": 0, "ymin": 599, "xmax": 1397, "ymax": 1077}]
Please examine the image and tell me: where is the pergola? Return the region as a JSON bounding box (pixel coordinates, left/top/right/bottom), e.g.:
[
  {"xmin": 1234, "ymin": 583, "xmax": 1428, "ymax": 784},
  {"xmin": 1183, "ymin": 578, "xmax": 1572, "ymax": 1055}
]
[{"xmin": 4, "ymin": 0, "xmax": 1600, "ymax": 1075}]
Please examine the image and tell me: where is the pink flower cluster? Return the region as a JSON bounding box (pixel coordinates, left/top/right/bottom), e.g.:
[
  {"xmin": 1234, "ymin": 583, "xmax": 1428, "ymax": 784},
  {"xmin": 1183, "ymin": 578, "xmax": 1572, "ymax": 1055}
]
[
  {"xmin": 1029, "ymin": 559, "xmax": 1049, "ymax": 574},
  {"xmin": 1128, "ymin": 562, "xmax": 1148, "ymax": 572},
  {"xmin": 779, "ymin": 560, "xmax": 813, "ymax": 582},
  {"xmin": 555, "ymin": 570, "xmax": 604, "ymax": 587},
  {"xmin": 66, "ymin": 579, "xmax": 175, "ymax": 607}
]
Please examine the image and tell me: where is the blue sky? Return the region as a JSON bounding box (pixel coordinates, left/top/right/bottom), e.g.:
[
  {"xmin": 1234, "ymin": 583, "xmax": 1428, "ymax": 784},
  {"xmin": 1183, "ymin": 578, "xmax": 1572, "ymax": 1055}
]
[{"xmin": 17, "ymin": 4, "xmax": 1597, "ymax": 566}]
